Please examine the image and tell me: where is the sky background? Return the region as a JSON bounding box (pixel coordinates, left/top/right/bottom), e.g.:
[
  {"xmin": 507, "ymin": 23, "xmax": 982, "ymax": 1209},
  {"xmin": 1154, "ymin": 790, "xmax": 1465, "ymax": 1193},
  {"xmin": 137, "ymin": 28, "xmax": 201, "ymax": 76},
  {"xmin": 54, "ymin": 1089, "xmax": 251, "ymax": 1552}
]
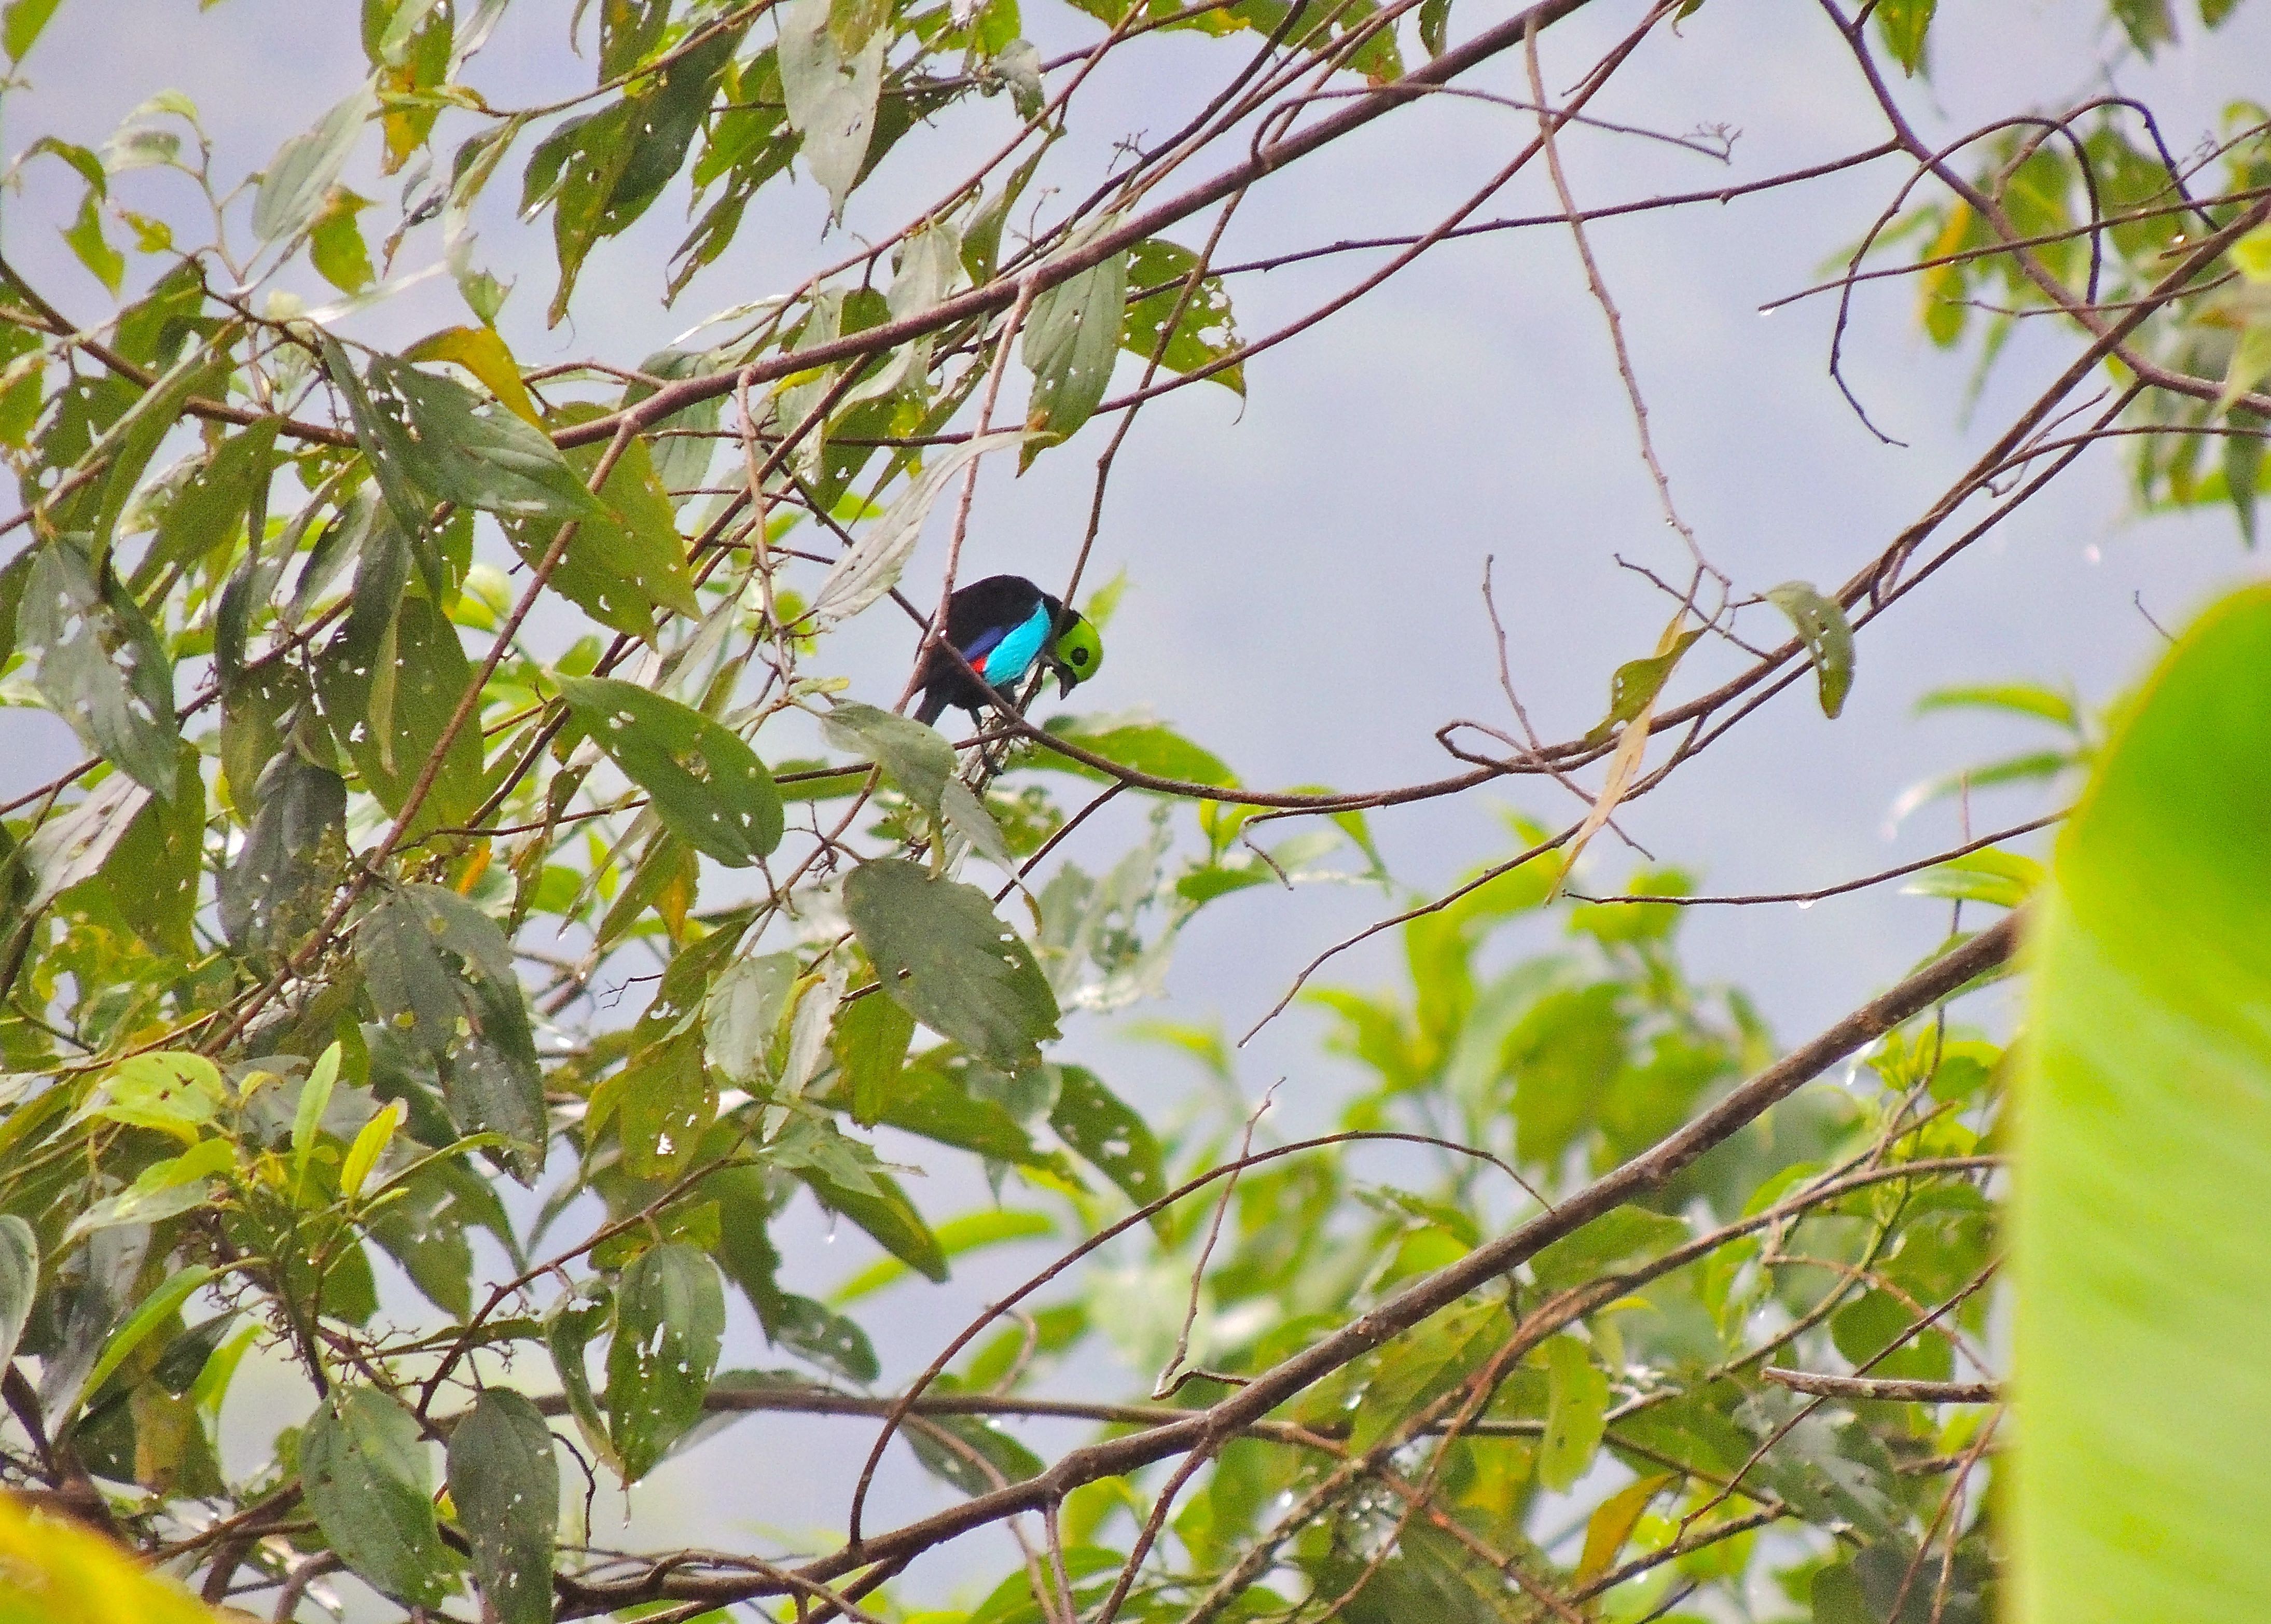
[{"xmin": 2, "ymin": 0, "xmax": 2266, "ymax": 1609}]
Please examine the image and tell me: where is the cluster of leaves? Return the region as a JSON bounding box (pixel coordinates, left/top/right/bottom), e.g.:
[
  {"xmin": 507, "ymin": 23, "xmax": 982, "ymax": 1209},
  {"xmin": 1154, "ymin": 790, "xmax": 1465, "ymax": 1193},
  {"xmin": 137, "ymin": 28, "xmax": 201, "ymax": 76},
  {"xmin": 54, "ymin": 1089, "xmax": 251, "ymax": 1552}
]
[
  {"xmin": 0, "ymin": 0, "xmax": 1386, "ymax": 1611},
  {"xmin": 0, "ymin": 0, "xmax": 2260, "ymax": 1620},
  {"xmin": 799, "ymin": 841, "xmax": 2017, "ymax": 1624},
  {"xmin": 1854, "ymin": 27, "xmax": 2271, "ymax": 540}
]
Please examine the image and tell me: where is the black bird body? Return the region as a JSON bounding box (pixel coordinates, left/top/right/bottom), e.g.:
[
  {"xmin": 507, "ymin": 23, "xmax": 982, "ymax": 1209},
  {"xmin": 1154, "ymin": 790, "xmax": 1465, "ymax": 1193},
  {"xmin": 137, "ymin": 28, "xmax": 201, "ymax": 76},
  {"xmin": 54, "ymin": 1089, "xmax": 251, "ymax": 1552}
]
[{"xmin": 913, "ymin": 575, "xmax": 1100, "ymax": 725}]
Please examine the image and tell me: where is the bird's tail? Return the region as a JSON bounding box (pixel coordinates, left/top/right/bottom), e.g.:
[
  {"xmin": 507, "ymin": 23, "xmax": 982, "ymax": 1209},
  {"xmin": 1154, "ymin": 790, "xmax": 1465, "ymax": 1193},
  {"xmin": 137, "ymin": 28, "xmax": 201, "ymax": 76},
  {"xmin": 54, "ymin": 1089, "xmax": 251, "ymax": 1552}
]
[{"xmin": 914, "ymin": 688, "xmax": 948, "ymax": 726}]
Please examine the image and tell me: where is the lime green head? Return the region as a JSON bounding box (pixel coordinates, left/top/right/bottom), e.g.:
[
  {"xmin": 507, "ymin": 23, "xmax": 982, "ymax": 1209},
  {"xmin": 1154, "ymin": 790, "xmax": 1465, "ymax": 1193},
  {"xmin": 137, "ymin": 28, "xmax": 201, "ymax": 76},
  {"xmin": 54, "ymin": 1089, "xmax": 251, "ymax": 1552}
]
[{"xmin": 1047, "ymin": 612, "xmax": 1105, "ymax": 697}]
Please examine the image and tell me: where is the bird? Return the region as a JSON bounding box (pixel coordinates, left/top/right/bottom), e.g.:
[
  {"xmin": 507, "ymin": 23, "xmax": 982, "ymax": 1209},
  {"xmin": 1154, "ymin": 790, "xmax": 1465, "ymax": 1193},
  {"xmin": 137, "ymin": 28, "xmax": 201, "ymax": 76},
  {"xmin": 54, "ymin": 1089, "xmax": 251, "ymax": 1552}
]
[{"xmin": 912, "ymin": 574, "xmax": 1105, "ymax": 726}]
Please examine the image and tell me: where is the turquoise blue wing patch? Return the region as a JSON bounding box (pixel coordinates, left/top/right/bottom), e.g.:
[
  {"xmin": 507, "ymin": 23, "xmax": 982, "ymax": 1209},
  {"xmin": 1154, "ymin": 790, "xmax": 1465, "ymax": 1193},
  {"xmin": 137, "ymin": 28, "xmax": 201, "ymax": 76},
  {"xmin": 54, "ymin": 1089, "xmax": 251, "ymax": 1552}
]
[{"xmin": 978, "ymin": 602, "xmax": 1053, "ymax": 687}]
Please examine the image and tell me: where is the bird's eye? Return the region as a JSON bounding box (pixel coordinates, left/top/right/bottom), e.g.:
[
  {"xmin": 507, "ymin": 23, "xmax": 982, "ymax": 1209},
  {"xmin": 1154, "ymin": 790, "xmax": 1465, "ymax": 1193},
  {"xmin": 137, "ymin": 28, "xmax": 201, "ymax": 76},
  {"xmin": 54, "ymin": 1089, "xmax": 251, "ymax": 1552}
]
[{"xmin": 1072, "ymin": 648, "xmax": 1089, "ymax": 664}]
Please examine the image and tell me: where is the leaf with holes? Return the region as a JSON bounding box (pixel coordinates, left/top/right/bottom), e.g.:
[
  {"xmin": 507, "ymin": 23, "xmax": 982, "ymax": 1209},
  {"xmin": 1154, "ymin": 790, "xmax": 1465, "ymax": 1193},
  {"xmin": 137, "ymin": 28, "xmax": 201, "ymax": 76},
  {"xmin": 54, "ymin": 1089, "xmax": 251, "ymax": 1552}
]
[
  {"xmin": 356, "ymin": 884, "xmax": 545, "ymax": 1180},
  {"xmin": 300, "ymin": 1385, "xmax": 454, "ymax": 1607},
  {"xmin": 447, "ymin": 1389, "xmax": 558, "ymax": 1624},
  {"xmin": 1765, "ymin": 580, "xmax": 1857, "ymax": 719},
  {"xmin": 821, "ymin": 700, "xmax": 956, "ymax": 814},
  {"xmin": 1123, "ymin": 237, "xmax": 1242, "ymax": 395},
  {"xmin": 17, "ymin": 541, "xmax": 178, "ymax": 799},
  {"xmin": 1048, "ymin": 1065, "xmax": 1164, "ymax": 1211},
  {"xmin": 501, "ymin": 404, "xmax": 697, "ymax": 644},
  {"xmin": 607, "ymin": 1243, "xmax": 725, "ymax": 1481},
  {"xmin": 558, "ymin": 677, "xmax": 783, "ymax": 865},
  {"xmin": 777, "ymin": 0, "xmax": 885, "ymax": 215},
  {"xmin": 218, "ymin": 753, "xmax": 345, "ymax": 962},
  {"xmin": 1022, "ymin": 247, "xmax": 1129, "ymax": 465},
  {"xmin": 845, "ymin": 859, "xmax": 1061, "ymax": 1071},
  {"xmin": 315, "ymin": 592, "xmax": 486, "ymax": 837}
]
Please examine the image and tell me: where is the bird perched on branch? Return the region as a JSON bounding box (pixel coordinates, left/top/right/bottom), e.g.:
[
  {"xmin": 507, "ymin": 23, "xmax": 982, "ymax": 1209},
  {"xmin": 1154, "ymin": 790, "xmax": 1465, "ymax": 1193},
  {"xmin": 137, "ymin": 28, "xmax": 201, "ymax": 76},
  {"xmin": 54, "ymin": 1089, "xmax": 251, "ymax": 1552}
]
[{"xmin": 913, "ymin": 574, "xmax": 1105, "ymax": 726}]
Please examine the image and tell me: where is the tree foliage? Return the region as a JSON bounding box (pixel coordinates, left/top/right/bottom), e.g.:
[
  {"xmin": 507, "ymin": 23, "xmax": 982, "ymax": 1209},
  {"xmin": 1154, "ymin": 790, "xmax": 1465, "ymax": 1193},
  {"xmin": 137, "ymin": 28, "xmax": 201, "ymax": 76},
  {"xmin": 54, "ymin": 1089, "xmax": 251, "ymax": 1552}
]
[{"xmin": 0, "ymin": 0, "xmax": 2265, "ymax": 1621}]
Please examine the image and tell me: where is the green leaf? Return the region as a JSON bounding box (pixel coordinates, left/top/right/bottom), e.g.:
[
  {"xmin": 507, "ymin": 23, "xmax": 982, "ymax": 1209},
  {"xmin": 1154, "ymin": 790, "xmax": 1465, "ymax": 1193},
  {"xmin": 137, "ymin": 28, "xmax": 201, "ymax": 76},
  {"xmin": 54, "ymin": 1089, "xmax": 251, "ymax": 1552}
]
[
  {"xmin": 301, "ymin": 1385, "xmax": 454, "ymax": 1607},
  {"xmin": 1830, "ymin": 1289, "xmax": 1951, "ymax": 1382},
  {"xmin": 2, "ymin": 0, "xmax": 62, "ymax": 61},
  {"xmin": 502, "ymin": 402, "xmax": 697, "ymax": 643},
  {"xmin": 61, "ymin": 188, "xmax": 122, "ymax": 294},
  {"xmin": 81, "ymin": 1051, "xmax": 226, "ymax": 1140},
  {"xmin": 0, "ymin": 1216, "xmax": 38, "ymax": 1370},
  {"xmin": 1529, "ymin": 1205, "xmax": 1688, "ymax": 1295},
  {"xmin": 844, "ymin": 859, "xmax": 1062, "ymax": 1071},
  {"xmin": 1902, "ymin": 845, "xmax": 2043, "ymax": 909},
  {"xmin": 366, "ymin": 354, "xmax": 603, "ymax": 521},
  {"xmin": 356, "ymin": 884, "xmax": 546, "ymax": 1179},
  {"xmin": 1873, "ymin": 0, "xmax": 1935, "ymax": 73},
  {"xmin": 140, "ymin": 418, "xmax": 281, "ymax": 593},
  {"xmin": 2218, "ymin": 320, "xmax": 2271, "ymax": 415},
  {"xmin": 1914, "ymin": 682, "xmax": 2081, "ymax": 732},
  {"xmin": 1764, "ymin": 581, "xmax": 1857, "ymax": 719},
  {"xmin": 821, "ymin": 701, "xmax": 956, "ymax": 815},
  {"xmin": 1038, "ymin": 716, "xmax": 1236, "ymax": 787},
  {"xmin": 1539, "ymin": 1335, "xmax": 1609, "ymax": 1491},
  {"xmin": 600, "ymin": 0, "xmax": 671, "ymax": 73},
  {"xmin": 1577, "ymin": 1472, "xmax": 1675, "ymax": 1583},
  {"xmin": 871, "ymin": 1059, "xmax": 1067, "ymax": 1170},
  {"xmin": 797, "ymin": 1163, "xmax": 949, "ymax": 1285},
  {"xmin": 767, "ymin": 1293, "xmax": 880, "ymax": 1382},
  {"xmin": 336, "ymin": 1099, "xmax": 402, "ymax": 1204},
  {"xmin": 61, "ymin": 1138, "xmax": 235, "ymax": 1243},
  {"xmin": 2013, "ymin": 582, "xmax": 2271, "ymax": 1622},
  {"xmin": 832, "ymin": 1207, "xmax": 1053, "ymax": 1303},
  {"xmin": 1887, "ymin": 747, "xmax": 2080, "ymax": 827},
  {"xmin": 217, "ymin": 753, "xmax": 346, "ymax": 960},
  {"xmin": 2225, "ymin": 410, "xmax": 2262, "ymax": 547},
  {"xmin": 1122, "ymin": 238, "xmax": 1243, "ymax": 395},
  {"xmin": 1585, "ymin": 630, "xmax": 1705, "ymax": 746},
  {"xmin": 308, "ymin": 186, "xmax": 377, "ymax": 294},
  {"xmin": 1350, "ymin": 1299, "xmax": 1504, "ymax": 1456},
  {"xmin": 558, "ymin": 676, "xmax": 784, "ymax": 865},
  {"xmin": 611, "ymin": 1029, "xmax": 715, "ymax": 1179},
  {"xmin": 2108, "ymin": 0, "xmax": 2176, "ymax": 53},
  {"xmin": 531, "ymin": 23, "xmax": 741, "ymax": 319},
  {"xmin": 17, "ymin": 540, "xmax": 179, "ymax": 798},
  {"xmin": 836, "ymin": 984, "xmax": 916, "ymax": 1125},
  {"xmin": 99, "ymin": 742, "xmax": 203, "ymax": 955},
  {"xmin": 777, "ymin": 0, "xmax": 886, "ymax": 215},
  {"xmin": 1418, "ymin": 0, "xmax": 1451, "ymax": 54},
  {"xmin": 407, "ymin": 325, "xmax": 542, "ymax": 426},
  {"xmin": 1022, "ymin": 246, "xmax": 1129, "ymax": 463},
  {"xmin": 1813, "ymin": 1564, "xmax": 1873, "ymax": 1624},
  {"xmin": 292, "ymin": 1042, "xmax": 344, "ymax": 1198},
  {"xmin": 446, "ymin": 1389, "xmax": 559, "ymax": 1624},
  {"xmin": 20, "ymin": 772, "xmax": 142, "ymax": 914},
  {"xmin": 607, "ymin": 1243, "xmax": 725, "ymax": 1481},
  {"xmin": 697, "ymin": 949, "xmax": 794, "ymax": 1088},
  {"xmin": 253, "ymin": 80, "xmax": 377, "ymax": 244},
  {"xmin": 78, "ymin": 1265, "xmax": 217, "ymax": 1417},
  {"xmin": 315, "ymin": 591, "xmax": 486, "ymax": 835},
  {"xmin": 546, "ymin": 1285, "xmax": 619, "ymax": 1474},
  {"xmin": 907, "ymin": 1411, "xmax": 1044, "ymax": 1495},
  {"xmin": 1048, "ymin": 1065, "xmax": 1165, "ymax": 1210}
]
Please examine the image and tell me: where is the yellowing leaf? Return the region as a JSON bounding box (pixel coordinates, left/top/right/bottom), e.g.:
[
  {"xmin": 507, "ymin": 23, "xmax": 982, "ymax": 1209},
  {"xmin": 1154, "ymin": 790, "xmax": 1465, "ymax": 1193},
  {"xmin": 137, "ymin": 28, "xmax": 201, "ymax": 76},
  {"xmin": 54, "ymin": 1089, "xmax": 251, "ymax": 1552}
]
[
  {"xmin": 1577, "ymin": 1471, "xmax": 1674, "ymax": 1582},
  {"xmin": 407, "ymin": 324, "xmax": 542, "ymax": 425},
  {"xmin": 339, "ymin": 1099, "xmax": 405, "ymax": 1203},
  {"xmin": 0, "ymin": 1491, "xmax": 232, "ymax": 1622}
]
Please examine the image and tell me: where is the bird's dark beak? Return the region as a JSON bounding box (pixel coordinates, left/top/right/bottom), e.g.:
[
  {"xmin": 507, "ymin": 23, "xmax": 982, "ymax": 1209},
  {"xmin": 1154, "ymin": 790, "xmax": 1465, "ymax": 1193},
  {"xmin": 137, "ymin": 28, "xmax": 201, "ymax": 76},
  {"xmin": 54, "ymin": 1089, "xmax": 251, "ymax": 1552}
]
[{"xmin": 1046, "ymin": 654, "xmax": 1076, "ymax": 698}]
